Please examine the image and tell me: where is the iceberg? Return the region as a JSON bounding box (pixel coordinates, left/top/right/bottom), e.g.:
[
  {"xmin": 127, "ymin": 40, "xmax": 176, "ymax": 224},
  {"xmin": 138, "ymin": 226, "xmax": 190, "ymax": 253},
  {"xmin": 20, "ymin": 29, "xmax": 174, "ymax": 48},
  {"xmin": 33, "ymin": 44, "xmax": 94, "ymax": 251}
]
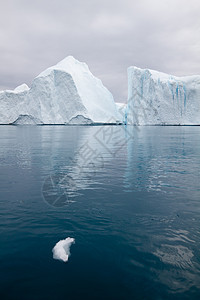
[
  {"xmin": 0, "ymin": 56, "xmax": 120, "ymax": 125},
  {"xmin": 116, "ymin": 102, "xmax": 127, "ymax": 124},
  {"xmin": 52, "ymin": 237, "xmax": 75, "ymax": 262},
  {"xmin": 0, "ymin": 84, "xmax": 30, "ymax": 125},
  {"xmin": 127, "ymin": 66, "xmax": 200, "ymax": 125}
]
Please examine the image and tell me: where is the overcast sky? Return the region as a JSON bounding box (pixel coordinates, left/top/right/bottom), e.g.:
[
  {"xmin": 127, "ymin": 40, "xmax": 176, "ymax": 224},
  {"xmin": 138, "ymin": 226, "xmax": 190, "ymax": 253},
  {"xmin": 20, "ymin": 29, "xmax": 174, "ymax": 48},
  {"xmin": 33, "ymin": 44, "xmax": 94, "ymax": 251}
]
[{"xmin": 0, "ymin": 0, "xmax": 200, "ymax": 102}]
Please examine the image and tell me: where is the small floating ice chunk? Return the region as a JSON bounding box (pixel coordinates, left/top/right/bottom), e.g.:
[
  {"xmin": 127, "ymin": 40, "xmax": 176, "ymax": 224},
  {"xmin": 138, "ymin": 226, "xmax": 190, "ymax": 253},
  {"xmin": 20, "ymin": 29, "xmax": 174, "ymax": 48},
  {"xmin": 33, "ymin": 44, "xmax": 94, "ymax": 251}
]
[{"xmin": 52, "ymin": 237, "xmax": 75, "ymax": 262}]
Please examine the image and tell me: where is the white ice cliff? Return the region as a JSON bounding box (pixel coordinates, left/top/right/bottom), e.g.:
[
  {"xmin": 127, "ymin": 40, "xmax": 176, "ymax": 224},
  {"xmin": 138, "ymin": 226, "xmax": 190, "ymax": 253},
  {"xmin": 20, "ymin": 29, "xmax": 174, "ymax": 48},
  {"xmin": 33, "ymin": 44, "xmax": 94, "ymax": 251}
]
[
  {"xmin": 0, "ymin": 56, "xmax": 120, "ymax": 125},
  {"xmin": 127, "ymin": 66, "xmax": 200, "ymax": 125}
]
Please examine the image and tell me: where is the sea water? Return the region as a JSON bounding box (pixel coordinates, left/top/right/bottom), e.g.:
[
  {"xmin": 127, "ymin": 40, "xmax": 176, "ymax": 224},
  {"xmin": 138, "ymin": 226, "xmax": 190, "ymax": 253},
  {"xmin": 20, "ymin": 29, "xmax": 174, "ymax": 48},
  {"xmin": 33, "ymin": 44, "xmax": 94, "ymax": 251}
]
[{"xmin": 0, "ymin": 125, "xmax": 200, "ymax": 299}]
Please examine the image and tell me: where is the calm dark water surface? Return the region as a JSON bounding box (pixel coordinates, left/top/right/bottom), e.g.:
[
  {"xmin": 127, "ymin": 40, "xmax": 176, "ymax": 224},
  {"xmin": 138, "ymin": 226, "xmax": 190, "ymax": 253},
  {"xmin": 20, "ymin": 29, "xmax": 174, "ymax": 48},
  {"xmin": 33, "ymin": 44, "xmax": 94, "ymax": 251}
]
[{"xmin": 0, "ymin": 126, "xmax": 200, "ymax": 300}]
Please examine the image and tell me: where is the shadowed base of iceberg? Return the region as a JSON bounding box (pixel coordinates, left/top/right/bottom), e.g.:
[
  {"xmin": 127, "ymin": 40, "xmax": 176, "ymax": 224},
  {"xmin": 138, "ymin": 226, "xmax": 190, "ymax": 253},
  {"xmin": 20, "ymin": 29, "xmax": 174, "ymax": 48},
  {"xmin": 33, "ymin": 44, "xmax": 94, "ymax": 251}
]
[
  {"xmin": 8, "ymin": 113, "xmax": 123, "ymax": 126},
  {"xmin": 11, "ymin": 115, "xmax": 44, "ymax": 125},
  {"xmin": 52, "ymin": 237, "xmax": 75, "ymax": 262},
  {"xmin": 5, "ymin": 122, "xmax": 123, "ymax": 126}
]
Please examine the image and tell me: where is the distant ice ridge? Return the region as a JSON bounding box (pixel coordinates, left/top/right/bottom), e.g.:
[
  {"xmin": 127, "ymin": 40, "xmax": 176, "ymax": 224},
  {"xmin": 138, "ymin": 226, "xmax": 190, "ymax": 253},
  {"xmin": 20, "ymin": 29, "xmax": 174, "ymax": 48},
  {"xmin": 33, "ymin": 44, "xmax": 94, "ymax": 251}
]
[
  {"xmin": 52, "ymin": 237, "xmax": 75, "ymax": 262},
  {"xmin": 116, "ymin": 102, "xmax": 127, "ymax": 124},
  {"xmin": 0, "ymin": 56, "xmax": 120, "ymax": 125},
  {"xmin": 127, "ymin": 66, "xmax": 200, "ymax": 125}
]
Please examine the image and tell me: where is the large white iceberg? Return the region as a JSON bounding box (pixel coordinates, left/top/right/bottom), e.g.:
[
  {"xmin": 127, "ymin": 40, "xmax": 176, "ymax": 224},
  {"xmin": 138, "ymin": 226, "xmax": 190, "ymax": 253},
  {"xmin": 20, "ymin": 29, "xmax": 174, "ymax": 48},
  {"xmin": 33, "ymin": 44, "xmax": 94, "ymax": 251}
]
[
  {"xmin": 0, "ymin": 56, "xmax": 120, "ymax": 125},
  {"xmin": 127, "ymin": 66, "xmax": 200, "ymax": 125}
]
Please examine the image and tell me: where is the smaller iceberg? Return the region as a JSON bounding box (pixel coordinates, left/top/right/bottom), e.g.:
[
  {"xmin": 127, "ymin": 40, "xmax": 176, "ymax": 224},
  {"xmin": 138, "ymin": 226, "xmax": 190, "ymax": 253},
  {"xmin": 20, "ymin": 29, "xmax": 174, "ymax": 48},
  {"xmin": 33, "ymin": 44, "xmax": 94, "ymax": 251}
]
[
  {"xmin": 52, "ymin": 237, "xmax": 75, "ymax": 262},
  {"xmin": 127, "ymin": 66, "xmax": 200, "ymax": 125},
  {"xmin": 116, "ymin": 102, "xmax": 127, "ymax": 124}
]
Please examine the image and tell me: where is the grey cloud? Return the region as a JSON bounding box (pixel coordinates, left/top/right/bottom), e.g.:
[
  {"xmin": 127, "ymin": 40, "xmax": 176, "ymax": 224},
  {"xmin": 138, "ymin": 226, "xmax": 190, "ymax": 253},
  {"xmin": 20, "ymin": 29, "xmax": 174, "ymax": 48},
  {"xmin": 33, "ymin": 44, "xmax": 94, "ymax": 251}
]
[{"xmin": 0, "ymin": 0, "xmax": 200, "ymax": 102}]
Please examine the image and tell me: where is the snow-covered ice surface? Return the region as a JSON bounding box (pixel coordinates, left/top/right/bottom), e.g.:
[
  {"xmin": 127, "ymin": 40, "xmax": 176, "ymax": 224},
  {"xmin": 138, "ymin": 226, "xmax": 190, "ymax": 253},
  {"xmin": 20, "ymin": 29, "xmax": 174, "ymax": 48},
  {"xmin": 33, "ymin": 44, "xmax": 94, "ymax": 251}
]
[
  {"xmin": 13, "ymin": 84, "xmax": 29, "ymax": 93},
  {"xmin": 0, "ymin": 56, "xmax": 120, "ymax": 125},
  {"xmin": 52, "ymin": 237, "xmax": 75, "ymax": 262},
  {"xmin": 127, "ymin": 66, "xmax": 200, "ymax": 125}
]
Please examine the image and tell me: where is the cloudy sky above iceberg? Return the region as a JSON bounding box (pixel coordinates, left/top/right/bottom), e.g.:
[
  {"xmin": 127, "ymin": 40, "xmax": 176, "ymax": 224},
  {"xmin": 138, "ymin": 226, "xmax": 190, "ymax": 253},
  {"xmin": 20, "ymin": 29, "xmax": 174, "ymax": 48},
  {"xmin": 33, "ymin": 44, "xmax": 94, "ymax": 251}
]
[{"xmin": 0, "ymin": 0, "xmax": 200, "ymax": 102}]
